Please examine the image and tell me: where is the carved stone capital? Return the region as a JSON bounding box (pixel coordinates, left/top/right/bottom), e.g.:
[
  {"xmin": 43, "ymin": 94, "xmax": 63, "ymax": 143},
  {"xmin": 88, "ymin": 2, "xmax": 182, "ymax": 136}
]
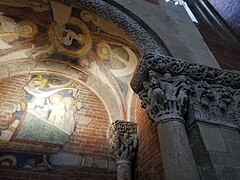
[
  {"xmin": 188, "ymin": 81, "xmax": 240, "ymax": 130},
  {"xmin": 131, "ymin": 53, "xmax": 240, "ymax": 94},
  {"xmin": 108, "ymin": 120, "xmax": 138, "ymax": 162},
  {"xmin": 140, "ymin": 70, "xmax": 190, "ymax": 124},
  {"xmin": 131, "ymin": 53, "xmax": 240, "ymax": 130},
  {"xmin": 138, "ymin": 70, "xmax": 240, "ymax": 130}
]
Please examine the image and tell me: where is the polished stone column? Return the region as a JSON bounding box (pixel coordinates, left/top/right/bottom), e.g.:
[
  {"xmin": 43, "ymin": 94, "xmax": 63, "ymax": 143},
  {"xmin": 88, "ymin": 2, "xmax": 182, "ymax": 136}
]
[
  {"xmin": 139, "ymin": 70, "xmax": 200, "ymax": 180},
  {"xmin": 108, "ymin": 120, "xmax": 138, "ymax": 180}
]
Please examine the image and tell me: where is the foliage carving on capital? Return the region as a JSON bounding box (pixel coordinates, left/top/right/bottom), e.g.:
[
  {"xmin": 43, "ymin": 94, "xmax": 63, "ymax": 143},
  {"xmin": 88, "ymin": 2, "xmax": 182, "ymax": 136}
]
[
  {"xmin": 141, "ymin": 70, "xmax": 191, "ymax": 124},
  {"xmin": 131, "ymin": 53, "xmax": 240, "ymax": 93},
  {"xmin": 108, "ymin": 120, "xmax": 138, "ymax": 162},
  {"xmin": 188, "ymin": 81, "xmax": 240, "ymax": 130}
]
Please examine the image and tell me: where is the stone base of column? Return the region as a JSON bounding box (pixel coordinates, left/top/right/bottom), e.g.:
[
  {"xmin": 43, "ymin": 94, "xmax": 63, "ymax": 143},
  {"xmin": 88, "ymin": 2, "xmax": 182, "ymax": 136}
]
[
  {"xmin": 116, "ymin": 160, "xmax": 132, "ymax": 180},
  {"xmin": 157, "ymin": 120, "xmax": 200, "ymax": 180}
]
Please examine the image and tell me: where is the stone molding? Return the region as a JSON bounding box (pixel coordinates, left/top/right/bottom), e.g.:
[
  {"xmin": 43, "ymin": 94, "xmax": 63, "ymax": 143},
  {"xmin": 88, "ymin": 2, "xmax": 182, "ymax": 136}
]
[
  {"xmin": 188, "ymin": 81, "xmax": 240, "ymax": 130},
  {"xmin": 108, "ymin": 120, "xmax": 138, "ymax": 162},
  {"xmin": 60, "ymin": 0, "xmax": 168, "ymax": 55},
  {"xmin": 132, "ymin": 53, "xmax": 240, "ymax": 129},
  {"xmin": 131, "ymin": 53, "xmax": 240, "ymax": 93},
  {"xmin": 58, "ymin": 1, "xmax": 240, "ymax": 129}
]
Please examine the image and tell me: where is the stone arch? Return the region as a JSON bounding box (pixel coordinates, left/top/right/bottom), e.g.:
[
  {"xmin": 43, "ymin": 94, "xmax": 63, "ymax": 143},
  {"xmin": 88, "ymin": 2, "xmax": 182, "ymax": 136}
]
[
  {"xmin": 61, "ymin": 0, "xmax": 170, "ymax": 55},
  {"xmin": 56, "ymin": 0, "xmax": 171, "ymax": 123},
  {"xmin": 0, "ymin": 1, "xmax": 181, "ymax": 179},
  {"xmin": 0, "ymin": 1, "xmax": 171, "ymax": 123}
]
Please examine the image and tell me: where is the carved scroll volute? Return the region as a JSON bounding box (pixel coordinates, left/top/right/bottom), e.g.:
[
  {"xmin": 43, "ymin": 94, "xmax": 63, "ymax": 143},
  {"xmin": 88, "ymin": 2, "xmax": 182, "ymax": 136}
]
[
  {"xmin": 141, "ymin": 70, "xmax": 191, "ymax": 124},
  {"xmin": 108, "ymin": 120, "xmax": 138, "ymax": 162}
]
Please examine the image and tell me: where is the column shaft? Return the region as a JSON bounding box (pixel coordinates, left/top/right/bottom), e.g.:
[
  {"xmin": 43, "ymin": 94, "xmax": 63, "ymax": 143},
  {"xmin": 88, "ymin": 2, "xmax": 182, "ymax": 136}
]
[
  {"xmin": 157, "ymin": 121, "xmax": 200, "ymax": 180},
  {"xmin": 117, "ymin": 160, "xmax": 132, "ymax": 180}
]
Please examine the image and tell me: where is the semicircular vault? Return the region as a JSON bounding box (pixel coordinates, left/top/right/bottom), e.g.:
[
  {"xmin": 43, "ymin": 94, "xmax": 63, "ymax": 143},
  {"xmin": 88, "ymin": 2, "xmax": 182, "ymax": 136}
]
[{"xmin": 0, "ymin": 1, "xmax": 141, "ymax": 155}]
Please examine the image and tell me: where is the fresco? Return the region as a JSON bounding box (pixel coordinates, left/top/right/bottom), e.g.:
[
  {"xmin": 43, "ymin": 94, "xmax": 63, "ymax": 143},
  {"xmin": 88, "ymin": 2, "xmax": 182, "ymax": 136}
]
[
  {"xmin": 0, "ymin": 1, "xmax": 141, "ymax": 120},
  {"xmin": 0, "ymin": 1, "xmax": 141, "ymax": 156},
  {"xmin": 0, "ymin": 152, "xmax": 52, "ymax": 171},
  {"xmin": 0, "ymin": 74, "xmax": 83, "ymax": 146},
  {"xmin": 0, "ymin": 15, "xmax": 38, "ymax": 49}
]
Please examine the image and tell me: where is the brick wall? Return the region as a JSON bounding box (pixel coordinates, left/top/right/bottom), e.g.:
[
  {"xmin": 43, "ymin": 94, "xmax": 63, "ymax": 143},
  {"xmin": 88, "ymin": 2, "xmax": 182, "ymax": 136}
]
[
  {"xmin": 63, "ymin": 85, "xmax": 111, "ymax": 157},
  {"xmin": 134, "ymin": 97, "xmax": 164, "ymax": 180},
  {"xmin": 0, "ymin": 75, "xmax": 30, "ymax": 131},
  {"xmin": 0, "ymin": 74, "xmax": 116, "ymax": 179}
]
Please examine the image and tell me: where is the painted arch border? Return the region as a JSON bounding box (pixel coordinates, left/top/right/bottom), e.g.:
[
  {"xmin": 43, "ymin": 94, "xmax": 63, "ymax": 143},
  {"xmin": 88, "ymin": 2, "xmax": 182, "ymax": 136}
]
[
  {"xmin": 60, "ymin": 0, "xmax": 170, "ymax": 55},
  {"xmin": 58, "ymin": 0, "xmax": 171, "ymax": 122},
  {"xmin": 0, "ymin": 0, "xmax": 171, "ymax": 122}
]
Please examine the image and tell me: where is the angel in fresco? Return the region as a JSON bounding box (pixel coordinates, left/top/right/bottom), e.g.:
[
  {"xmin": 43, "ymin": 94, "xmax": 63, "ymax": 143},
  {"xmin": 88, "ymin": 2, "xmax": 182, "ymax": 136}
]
[
  {"xmin": 0, "ymin": 12, "xmax": 38, "ymax": 49},
  {"xmin": 80, "ymin": 10, "xmax": 132, "ymax": 43},
  {"xmin": 96, "ymin": 41, "xmax": 138, "ymax": 78}
]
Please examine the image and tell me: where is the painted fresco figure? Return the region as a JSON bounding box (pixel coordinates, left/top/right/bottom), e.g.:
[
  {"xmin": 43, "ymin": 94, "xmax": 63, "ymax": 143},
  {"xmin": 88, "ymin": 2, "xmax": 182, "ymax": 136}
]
[
  {"xmin": 47, "ymin": 95, "xmax": 65, "ymax": 128},
  {"xmin": 0, "ymin": 12, "xmax": 37, "ymax": 49},
  {"xmin": 61, "ymin": 97, "xmax": 77, "ymax": 134},
  {"xmin": 30, "ymin": 17, "xmax": 91, "ymax": 58},
  {"xmin": 59, "ymin": 27, "xmax": 85, "ymax": 46},
  {"xmin": 27, "ymin": 96, "xmax": 49, "ymax": 121}
]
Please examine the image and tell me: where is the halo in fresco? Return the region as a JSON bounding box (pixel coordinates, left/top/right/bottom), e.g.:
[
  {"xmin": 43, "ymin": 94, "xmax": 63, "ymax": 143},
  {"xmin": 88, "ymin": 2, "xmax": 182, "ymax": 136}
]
[
  {"xmin": 0, "ymin": 0, "xmax": 141, "ymax": 147},
  {"xmin": 0, "ymin": 74, "xmax": 83, "ymax": 146}
]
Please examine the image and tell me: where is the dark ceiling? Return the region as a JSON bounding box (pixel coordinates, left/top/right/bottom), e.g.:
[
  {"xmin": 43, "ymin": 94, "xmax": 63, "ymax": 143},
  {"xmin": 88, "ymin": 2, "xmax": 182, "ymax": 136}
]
[{"xmin": 207, "ymin": 0, "xmax": 240, "ymax": 41}]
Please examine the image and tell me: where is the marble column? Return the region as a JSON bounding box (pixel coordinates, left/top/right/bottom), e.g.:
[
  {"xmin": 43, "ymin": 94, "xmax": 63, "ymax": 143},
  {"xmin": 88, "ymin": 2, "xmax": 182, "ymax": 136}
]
[
  {"xmin": 139, "ymin": 70, "xmax": 200, "ymax": 180},
  {"xmin": 108, "ymin": 120, "xmax": 138, "ymax": 180}
]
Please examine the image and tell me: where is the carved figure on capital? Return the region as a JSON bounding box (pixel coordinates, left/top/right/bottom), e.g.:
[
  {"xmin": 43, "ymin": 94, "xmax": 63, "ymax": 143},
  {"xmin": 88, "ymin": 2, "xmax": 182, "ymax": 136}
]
[
  {"xmin": 149, "ymin": 71, "xmax": 165, "ymax": 117},
  {"xmin": 108, "ymin": 121, "xmax": 138, "ymax": 162},
  {"xmin": 119, "ymin": 133, "xmax": 137, "ymax": 160},
  {"xmin": 177, "ymin": 82, "xmax": 190, "ymax": 115},
  {"xmin": 192, "ymin": 81, "xmax": 214, "ymax": 119},
  {"xmin": 143, "ymin": 71, "xmax": 190, "ymax": 122},
  {"xmin": 215, "ymin": 87, "xmax": 233, "ymax": 112},
  {"xmin": 161, "ymin": 73, "xmax": 179, "ymax": 112},
  {"xmin": 190, "ymin": 81, "xmax": 240, "ymax": 129},
  {"xmin": 229, "ymin": 91, "xmax": 240, "ymax": 128}
]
